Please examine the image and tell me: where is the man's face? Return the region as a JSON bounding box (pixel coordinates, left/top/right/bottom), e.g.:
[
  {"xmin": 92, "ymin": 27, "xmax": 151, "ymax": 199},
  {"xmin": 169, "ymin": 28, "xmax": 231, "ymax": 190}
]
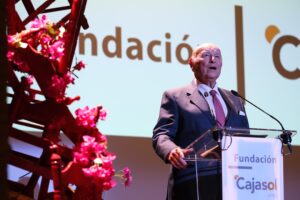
[{"xmin": 191, "ymin": 44, "xmax": 222, "ymax": 85}]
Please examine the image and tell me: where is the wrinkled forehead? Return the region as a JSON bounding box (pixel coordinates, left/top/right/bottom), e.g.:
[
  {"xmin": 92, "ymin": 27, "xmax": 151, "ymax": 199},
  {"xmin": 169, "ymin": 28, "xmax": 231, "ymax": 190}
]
[{"xmin": 192, "ymin": 44, "xmax": 221, "ymax": 57}]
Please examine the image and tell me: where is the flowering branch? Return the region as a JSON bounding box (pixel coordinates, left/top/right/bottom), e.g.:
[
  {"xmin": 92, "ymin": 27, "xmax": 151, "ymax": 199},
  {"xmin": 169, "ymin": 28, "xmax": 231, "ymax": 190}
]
[
  {"xmin": 73, "ymin": 106, "xmax": 132, "ymax": 191},
  {"xmin": 6, "ymin": 15, "xmax": 87, "ymax": 105},
  {"xmin": 7, "ymin": 14, "xmax": 132, "ymax": 196}
]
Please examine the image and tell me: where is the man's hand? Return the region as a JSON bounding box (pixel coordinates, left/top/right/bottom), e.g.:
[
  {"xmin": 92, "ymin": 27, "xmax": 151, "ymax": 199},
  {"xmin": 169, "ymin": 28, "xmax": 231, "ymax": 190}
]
[{"xmin": 167, "ymin": 147, "xmax": 193, "ymax": 169}]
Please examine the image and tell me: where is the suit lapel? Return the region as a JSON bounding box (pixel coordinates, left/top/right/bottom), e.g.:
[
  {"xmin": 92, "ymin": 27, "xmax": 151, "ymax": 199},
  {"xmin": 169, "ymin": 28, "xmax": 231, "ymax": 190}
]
[
  {"xmin": 219, "ymin": 89, "xmax": 238, "ymax": 121},
  {"xmin": 186, "ymin": 82, "xmax": 215, "ymax": 123}
]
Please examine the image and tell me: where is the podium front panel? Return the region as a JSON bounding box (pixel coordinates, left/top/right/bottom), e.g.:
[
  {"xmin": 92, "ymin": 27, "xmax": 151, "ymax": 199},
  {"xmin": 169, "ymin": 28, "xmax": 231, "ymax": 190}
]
[{"xmin": 222, "ymin": 136, "xmax": 283, "ymax": 200}]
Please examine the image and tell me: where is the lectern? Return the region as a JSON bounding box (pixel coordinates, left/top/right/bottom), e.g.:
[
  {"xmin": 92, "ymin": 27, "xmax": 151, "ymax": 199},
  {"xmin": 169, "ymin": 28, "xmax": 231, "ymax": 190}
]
[{"xmin": 184, "ymin": 127, "xmax": 297, "ymax": 200}]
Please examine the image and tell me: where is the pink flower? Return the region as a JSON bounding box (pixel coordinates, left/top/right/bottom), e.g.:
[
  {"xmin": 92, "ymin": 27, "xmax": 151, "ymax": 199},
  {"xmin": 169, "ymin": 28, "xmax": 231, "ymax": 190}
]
[
  {"xmin": 82, "ymin": 135, "xmax": 96, "ymax": 143},
  {"xmin": 73, "ymin": 152, "xmax": 90, "ymax": 166},
  {"xmin": 47, "ymin": 75, "xmax": 66, "ymax": 99},
  {"xmin": 74, "ymin": 61, "xmax": 86, "ymax": 71},
  {"xmin": 75, "ymin": 106, "xmax": 96, "ymax": 128},
  {"xmin": 26, "ymin": 75, "xmax": 35, "ymax": 85},
  {"xmin": 73, "ymin": 135, "xmax": 109, "ymax": 168},
  {"xmin": 40, "ymin": 34, "xmax": 52, "ymax": 46},
  {"xmin": 30, "ymin": 14, "xmax": 49, "ymax": 28},
  {"xmin": 21, "ymin": 75, "xmax": 34, "ymax": 88},
  {"xmin": 122, "ymin": 167, "xmax": 132, "ymax": 187},
  {"xmin": 82, "ymin": 165, "xmax": 115, "ymax": 190},
  {"xmin": 6, "ymin": 51, "xmax": 14, "ymax": 61},
  {"xmin": 48, "ymin": 40, "xmax": 64, "ymax": 60},
  {"xmin": 8, "ymin": 50, "xmax": 28, "ymax": 71},
  {"xmin": 7, "ymin": 35, "xmax": 16, "ymax": 45},
  {"xmin": 73, "ymin": 135, "xmax": 122, "ymax": 191},
  {"xmin": 99, "ymin": 109, "xmax": 107, "ymax": 121},
  {"xmin": 63, "ymin": 72, "xmax": 75, "ymax": 85},
  {"xmin": 75, "ymin": 106, "xmax": 106, "ymax": 129}
]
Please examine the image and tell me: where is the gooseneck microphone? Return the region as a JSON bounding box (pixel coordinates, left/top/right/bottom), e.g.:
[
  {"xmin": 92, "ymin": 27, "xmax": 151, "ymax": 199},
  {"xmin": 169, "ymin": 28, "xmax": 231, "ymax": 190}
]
[
  {"xmin": 231, "ymin": 90, "xmax": 284, "ymax": 130},
  {"xmin": 231, "ymin": 90, "xmax": 292, "ymax": 153}
]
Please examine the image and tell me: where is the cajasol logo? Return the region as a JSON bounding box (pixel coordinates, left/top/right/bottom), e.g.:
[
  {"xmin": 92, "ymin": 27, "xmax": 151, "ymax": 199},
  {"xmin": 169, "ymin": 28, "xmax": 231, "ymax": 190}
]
[
  {"xmin": 234, "ymin": 175, "xmax": 277, "ymax": 194},
  {"xmin": 265, "ymin": 25, "xmax": 300, "ymax": 80}
]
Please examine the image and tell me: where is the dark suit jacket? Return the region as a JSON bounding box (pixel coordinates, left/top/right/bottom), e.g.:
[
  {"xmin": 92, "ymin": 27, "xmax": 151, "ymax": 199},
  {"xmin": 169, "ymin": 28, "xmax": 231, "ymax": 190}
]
[{"xmin": 152, "ymin": 81, "xmax": 249, "ymax": 198}]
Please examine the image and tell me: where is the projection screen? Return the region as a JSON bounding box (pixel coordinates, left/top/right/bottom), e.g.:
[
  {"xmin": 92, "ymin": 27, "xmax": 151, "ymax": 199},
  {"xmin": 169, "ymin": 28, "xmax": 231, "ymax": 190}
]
[{"xmin": 16, "ymin": 0, "xmax": 300, "ymax": 144}]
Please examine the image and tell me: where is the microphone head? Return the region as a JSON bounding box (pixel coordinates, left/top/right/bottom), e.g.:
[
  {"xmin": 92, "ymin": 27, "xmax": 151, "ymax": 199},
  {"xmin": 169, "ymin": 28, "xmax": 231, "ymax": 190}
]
[{"xmin": 231, "ymin": 90, "xmax": 239, "ymax": 97}]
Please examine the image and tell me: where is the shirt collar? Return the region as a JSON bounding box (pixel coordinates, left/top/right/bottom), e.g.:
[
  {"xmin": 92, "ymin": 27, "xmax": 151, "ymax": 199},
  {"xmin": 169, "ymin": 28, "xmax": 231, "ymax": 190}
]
[{"xmin": 194, "ymin": 79, "xmax": 219, "ymax": 96}]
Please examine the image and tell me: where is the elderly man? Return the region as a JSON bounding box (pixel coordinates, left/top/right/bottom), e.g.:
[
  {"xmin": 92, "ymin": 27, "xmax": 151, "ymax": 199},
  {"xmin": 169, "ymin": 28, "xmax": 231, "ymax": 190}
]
[{"xmin": 152, "ymin": 43, "xmax": 249, "ymax": 200}]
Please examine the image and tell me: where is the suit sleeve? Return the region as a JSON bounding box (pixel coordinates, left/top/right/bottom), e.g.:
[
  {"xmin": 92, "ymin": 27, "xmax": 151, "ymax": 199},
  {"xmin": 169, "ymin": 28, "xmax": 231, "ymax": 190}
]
[
  {"xmin": 230, "ymin": 95, "xmax": 250, "ymax": 130},
  {"xmin": 238, "ymin": 97, "xmax": 250, "ymax": 129},
  {"xmin": 152, "ymin": 90, "xmax": 180, "ymax": 163}
]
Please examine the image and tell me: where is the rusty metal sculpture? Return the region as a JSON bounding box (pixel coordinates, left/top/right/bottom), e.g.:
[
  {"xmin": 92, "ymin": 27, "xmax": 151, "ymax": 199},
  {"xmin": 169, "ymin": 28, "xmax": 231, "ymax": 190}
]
[{"xmin": 5, "ymin": 0, "xmax": 97, "ymax": 199}]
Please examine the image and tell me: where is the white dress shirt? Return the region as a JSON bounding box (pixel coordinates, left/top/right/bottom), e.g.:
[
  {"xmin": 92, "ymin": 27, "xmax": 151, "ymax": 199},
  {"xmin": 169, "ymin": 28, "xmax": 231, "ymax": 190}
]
[{"xmin": 195, "ymin": 80, "xmax": 228, "ymax": 119}]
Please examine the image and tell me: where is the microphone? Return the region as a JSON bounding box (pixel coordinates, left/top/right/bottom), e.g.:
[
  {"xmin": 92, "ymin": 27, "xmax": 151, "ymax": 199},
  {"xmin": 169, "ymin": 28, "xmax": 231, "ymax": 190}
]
[
  {"xmin": 231, "ymin": 90, "xmax": 292, "ymax": 153},
  {"xmin": 231, "ymin": 90, "xmax": 284, "ymax": 129}
]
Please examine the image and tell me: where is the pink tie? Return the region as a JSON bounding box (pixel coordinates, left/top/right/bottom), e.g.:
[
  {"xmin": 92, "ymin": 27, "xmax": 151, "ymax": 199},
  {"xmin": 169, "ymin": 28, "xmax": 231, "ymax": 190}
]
[{"xmin": 210, "ymin": 90, "xmax": 226, "ymax": 126}]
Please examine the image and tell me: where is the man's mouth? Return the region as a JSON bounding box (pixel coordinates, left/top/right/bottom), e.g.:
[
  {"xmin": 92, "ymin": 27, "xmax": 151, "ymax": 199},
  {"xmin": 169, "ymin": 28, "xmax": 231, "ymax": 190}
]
[{"xmin": 209, "ymin": 66, "xmax": 217, "ymax": 70}]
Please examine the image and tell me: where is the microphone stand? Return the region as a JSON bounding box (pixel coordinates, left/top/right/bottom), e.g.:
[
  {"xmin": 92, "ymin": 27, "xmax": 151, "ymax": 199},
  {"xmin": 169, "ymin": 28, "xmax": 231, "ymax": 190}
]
[{"xmin": 231, "ymin": 90, "xmax": 293, "ymax": 154}]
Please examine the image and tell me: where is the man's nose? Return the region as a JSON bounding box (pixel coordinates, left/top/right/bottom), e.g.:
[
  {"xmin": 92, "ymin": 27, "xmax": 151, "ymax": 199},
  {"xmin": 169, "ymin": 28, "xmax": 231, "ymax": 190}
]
[{"xmin": 209, "ymin": 55, "xmax": 216, "ymax": 63}]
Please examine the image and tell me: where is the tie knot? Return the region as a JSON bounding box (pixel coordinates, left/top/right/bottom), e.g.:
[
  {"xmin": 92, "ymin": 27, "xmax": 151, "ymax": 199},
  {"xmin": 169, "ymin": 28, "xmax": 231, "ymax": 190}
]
[{"xmin": 210, "ymin": 90, "xmax": 217, "ymax": 97}]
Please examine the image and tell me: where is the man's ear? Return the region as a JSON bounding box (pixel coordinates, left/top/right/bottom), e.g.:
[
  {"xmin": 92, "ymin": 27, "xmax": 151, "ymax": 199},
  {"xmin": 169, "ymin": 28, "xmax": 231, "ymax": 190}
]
[{"xmin": 188, "ymin": 57, "xmax": 194, "ymax": 70}]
